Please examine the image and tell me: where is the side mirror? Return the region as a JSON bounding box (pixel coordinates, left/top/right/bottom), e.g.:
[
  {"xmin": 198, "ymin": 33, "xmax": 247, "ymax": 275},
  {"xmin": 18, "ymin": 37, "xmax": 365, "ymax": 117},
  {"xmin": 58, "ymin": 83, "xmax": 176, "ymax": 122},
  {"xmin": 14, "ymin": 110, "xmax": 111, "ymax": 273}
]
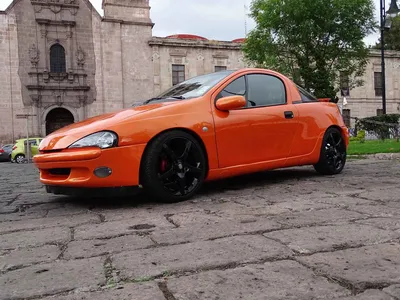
[{"xmin": 216, "ymin": 95, "xmax": 246, "ymax": 111}]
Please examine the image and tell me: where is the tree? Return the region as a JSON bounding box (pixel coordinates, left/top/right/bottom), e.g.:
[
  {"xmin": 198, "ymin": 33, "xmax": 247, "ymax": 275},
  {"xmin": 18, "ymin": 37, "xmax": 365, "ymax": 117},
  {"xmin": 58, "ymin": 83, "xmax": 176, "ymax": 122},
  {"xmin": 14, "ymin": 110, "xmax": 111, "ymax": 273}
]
[
  {"xmin": 243, "ymin": 0, "xmax": 376, "ymax": 98},
  {"xmin": 374, "ymin": 15, "xmax": 400, "ymax": 50}
]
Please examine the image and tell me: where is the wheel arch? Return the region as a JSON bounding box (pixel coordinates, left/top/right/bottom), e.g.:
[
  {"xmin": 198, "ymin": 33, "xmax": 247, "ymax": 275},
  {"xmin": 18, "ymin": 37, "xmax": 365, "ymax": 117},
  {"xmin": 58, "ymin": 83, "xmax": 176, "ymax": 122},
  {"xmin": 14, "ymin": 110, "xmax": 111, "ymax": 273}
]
[
  {"xmin": 138, "ymin": 127, "xmax": 210, "ymax": 185},
  {"xmin": 327, "ymin": 125, "xmax": 348, "ymax": 142},
  {"xmin": 312, "ymin": 125, "xmax": 347, "ymax": 163}
]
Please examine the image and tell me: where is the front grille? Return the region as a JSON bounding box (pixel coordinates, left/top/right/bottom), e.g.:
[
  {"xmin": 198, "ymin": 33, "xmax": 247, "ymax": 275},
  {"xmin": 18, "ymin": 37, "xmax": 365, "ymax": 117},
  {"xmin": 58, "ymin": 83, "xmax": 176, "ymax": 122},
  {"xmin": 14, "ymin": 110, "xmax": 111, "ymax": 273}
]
[{"xmin": 49, "ymin": 168, "xmax": 71, "ymax": 176}]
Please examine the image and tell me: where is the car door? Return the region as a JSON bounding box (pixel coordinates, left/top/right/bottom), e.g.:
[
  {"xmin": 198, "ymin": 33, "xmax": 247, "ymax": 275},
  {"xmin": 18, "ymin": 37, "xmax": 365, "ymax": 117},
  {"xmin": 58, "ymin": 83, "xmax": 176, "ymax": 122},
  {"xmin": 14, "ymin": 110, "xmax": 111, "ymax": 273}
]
[
  {"xmin": 30, "ymin": 139, "xmax": 43, "ymax": 156},
  {"xmin": 212, "ymin": 72, "xmax": 299, "ymax": 169}
]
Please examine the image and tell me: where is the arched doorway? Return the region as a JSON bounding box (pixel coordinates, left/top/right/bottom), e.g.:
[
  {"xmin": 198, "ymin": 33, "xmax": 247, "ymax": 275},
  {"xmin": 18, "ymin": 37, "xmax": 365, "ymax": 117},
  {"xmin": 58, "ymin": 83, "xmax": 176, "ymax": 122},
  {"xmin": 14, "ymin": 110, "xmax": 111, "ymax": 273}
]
[{"xmin": 46, "ymin": 108, "xmax": 74, "ymax": 135}]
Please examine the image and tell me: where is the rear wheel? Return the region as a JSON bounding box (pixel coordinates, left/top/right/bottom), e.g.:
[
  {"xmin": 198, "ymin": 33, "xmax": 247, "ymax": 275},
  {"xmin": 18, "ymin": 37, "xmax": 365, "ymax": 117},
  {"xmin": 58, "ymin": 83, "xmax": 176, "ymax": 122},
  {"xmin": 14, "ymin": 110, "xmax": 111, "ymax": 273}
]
[
  {"xmin": 15, "ymin": 154, "xmax": 25, "ymax": 164},
  {"xmin": 314, "ymin": 128, "xmax": 347, "ymax": 175},
  {"xmin": 141, "ymin": 130, "xmax": 207, "ymax": 203}
]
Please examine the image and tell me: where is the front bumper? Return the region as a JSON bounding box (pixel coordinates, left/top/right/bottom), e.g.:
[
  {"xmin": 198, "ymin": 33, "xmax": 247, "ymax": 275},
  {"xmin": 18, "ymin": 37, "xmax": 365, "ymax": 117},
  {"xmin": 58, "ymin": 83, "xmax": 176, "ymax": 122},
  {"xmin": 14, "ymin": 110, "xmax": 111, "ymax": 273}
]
[
  {"xmin": 33, "ymin": 144, "xmax": 147, "ymax": 189},
  {"xmin": 45, "ymin": 185, "xmax": 141, "ymax": 197}
]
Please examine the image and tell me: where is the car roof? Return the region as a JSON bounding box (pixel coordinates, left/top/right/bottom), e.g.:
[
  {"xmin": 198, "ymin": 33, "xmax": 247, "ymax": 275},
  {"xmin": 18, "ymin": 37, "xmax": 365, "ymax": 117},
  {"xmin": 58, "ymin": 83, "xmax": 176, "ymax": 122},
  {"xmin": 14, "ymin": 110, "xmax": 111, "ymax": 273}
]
[{"xmin": 16, "ymin": 137, "xmax": 42, "ymax": 141}]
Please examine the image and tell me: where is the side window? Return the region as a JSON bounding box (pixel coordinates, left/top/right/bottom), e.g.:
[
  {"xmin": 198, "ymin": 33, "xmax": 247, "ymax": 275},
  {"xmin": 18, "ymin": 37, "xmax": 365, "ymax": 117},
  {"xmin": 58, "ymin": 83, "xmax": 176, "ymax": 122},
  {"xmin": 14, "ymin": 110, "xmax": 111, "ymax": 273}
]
[
  {"xmin": 217, "ymin": 76, "xmax": 246, "ymax": 100},
  {"xmin": 297, "ymin": 85, "xmax": 318, "ymax": 102},
  {"xmin": 247, "ymin": 74, "xmax": 286, "ymax": 107}
]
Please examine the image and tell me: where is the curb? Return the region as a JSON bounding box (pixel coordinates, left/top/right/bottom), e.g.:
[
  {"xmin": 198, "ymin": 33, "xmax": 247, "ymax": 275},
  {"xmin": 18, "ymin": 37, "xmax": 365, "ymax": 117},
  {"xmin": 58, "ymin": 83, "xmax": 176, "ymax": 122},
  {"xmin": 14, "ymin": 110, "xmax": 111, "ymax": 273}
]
[{"xmin": 348, "ymin": 153, "xmax": 400, "ymax": 160}]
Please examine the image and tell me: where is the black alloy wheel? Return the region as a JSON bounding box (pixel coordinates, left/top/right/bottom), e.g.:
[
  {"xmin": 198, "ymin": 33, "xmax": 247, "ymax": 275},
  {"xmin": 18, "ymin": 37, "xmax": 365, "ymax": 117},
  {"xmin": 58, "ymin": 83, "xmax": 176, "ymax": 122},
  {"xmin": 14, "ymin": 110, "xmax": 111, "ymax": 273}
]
[
  {"xmin": 314, "ymin": 127, "xmax": 347, "ymax": 175},
  {"xmin": 141, "ymin": 130, "xmax": 207, "ymax": 202}
]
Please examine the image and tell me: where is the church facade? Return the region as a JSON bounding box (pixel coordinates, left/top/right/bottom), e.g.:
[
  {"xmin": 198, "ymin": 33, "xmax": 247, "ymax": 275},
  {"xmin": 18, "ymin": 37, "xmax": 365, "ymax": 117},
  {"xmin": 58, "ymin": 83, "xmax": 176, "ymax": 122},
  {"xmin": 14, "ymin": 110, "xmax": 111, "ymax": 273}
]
[{"xmin": 0, "ymin": 0, "xmax": 399, "ymax": 144}]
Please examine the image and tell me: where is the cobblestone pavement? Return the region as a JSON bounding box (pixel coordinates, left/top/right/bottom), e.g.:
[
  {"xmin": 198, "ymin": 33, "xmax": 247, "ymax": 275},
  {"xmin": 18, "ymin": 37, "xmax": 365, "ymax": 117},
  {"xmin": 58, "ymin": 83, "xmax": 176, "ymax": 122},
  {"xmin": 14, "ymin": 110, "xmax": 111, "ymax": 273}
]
[{"xmin": 0, "ymin": 158, "xmax": 400, "ymax": 300}]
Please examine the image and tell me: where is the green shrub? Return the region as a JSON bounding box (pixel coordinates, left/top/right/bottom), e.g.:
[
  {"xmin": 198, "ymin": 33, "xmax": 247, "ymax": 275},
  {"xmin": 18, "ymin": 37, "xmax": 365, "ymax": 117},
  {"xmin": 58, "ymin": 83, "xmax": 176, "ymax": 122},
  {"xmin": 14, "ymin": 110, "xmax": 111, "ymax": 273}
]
[
  {"xmin": 355, "ymin": 114, "xmax": 400, "ymax": 141},
  {"xmin": 350, "ymin": 130, "xmax": 366, "ymax": 143}
]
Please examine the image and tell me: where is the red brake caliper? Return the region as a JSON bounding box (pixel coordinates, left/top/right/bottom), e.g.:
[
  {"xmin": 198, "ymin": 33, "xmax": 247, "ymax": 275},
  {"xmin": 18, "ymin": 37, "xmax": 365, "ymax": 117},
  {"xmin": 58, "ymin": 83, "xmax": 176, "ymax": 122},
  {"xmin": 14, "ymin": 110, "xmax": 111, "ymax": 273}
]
[{"xmin": 160, "ymin": 159, "xmax": 168, "ymax": 172}]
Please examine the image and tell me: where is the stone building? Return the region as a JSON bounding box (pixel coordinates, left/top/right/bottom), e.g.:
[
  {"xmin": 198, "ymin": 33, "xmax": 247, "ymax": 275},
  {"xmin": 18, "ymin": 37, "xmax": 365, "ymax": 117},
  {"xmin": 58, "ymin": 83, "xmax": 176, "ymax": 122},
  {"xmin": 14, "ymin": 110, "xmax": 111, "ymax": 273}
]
[
  {"xmin": 0, "ymin": 0, "xmax": 399, "ymax": 144},
  {"xmin": 339, "ymin": 50, "xmax": 400, "ymax": 128}
]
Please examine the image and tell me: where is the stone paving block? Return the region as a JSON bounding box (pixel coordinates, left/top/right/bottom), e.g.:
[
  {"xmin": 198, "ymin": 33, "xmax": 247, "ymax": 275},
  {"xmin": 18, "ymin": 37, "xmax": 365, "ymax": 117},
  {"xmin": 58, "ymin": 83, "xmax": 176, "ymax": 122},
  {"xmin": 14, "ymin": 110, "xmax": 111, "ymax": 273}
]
[
  {"xmin": 298, "ymin": 243, "xmax": 400, "ymax": 291},
  {"xmin": 271, "ymin": 208, "xmax": 366, "ymax": 227},
  {"xmin": 0, "ymin": 245, "xmax": 60, "ymax": 271},
  {"xmin": 356, "ymin": 218, "xmax": 400, "ymax": 230},
  {"xmin": 74, "ymin": 216, "xmax": 174, "ymax": 240},
  {"xmin": 64, "ymin": 234, "xmax": 155, "ymax": 259},
  {"xmin": 383, "ymin": 285, "xmax": 400, "ymax": 298},
  {"xmin": 315, "ymin": 195, "xmax": 375, "ymax": 207},
  {"xmin": 264, "ymin": 224, "xmax": 398, "ymax": 254},
  {"xmin": 151, "ymin": 218, "xmax": 281, "ymax": 245},
  {"xmin": 213, "ymin": 197, "xmax": 335, "ymax": 217},
  {"xmin": 38, "ymin": 282, "xmax": 165, "ymax": 300},
  {"xmin": 347, "ymin": 204, "xmax": 400, "ymax": 218},
  {"xmin": 0, "ymin": 210, "xmax": 48, "ymax": 222},
  {"xmin": 12, "ymin": 193, "xmax": 65, "ymax": 206},
  {"xmin": 167, "ymin": 260, "xmax": 351, "ymax": 300},
  {"xmin": 0, "ymin": 227, "xmax": 70, "ymax": 250},
  {"xmin": 338, "ymin": 289, "xmax": 395, "ymax": 299},
  {"xmin": 167, "ymin": 211, "xmax": 223, "ymax": 226},
  {"xmin": 113, "ymin": 235, "xmax": 293, "ymax": 280},
  {"xmin": 96, "ymin": 200, "xmax": 245, "ymax": 222},
  {"xmin": 0, "ymin": 257, "xmax": 105, "ymax": 300},
  {"xmin": 0, "ymin": 206, "xmax": 18, "ymax": 214},
  {"xmin": 355, "ymin": 188, "xmax": 400, "ymax": 202},
  {"xmin": 46, "ymin": 204, "xmax": 92, "ymax": 218},
  {"xmin": 0, "ymin": 214, "xmax": 99, "ymax": 234}
]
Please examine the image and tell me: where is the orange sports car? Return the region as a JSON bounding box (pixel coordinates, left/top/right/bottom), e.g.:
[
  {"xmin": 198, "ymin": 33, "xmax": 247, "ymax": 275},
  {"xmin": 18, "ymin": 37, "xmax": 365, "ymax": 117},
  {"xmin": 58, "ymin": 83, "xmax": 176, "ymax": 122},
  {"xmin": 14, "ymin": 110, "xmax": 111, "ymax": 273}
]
[{"xmin": 34, "ymin": 68, "xmax": 349, "ymax": 202}]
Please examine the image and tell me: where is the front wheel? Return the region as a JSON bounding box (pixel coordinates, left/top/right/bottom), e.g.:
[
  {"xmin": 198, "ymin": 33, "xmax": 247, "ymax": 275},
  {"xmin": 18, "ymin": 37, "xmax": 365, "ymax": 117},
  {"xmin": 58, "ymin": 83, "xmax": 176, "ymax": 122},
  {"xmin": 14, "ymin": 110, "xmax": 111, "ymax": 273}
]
[
  {"xmin": 314, "ymin": 128, "xmax": 347, "ymax": 175},
  {"xmin": 140, "ymin": 130, "xmax": 207, "ymax": 203},
  {"xmin": 15, "ymin": 154, "xmax": 25, "ymax": 164}
]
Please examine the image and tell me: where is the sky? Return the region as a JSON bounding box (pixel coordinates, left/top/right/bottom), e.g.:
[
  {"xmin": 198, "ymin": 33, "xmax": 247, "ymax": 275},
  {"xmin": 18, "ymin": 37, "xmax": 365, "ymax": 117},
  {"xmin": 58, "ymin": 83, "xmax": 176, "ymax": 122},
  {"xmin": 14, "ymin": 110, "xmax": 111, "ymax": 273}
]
[{"xmin": 0, "ymin": 0, "xmax": 383, "ymax": 45}]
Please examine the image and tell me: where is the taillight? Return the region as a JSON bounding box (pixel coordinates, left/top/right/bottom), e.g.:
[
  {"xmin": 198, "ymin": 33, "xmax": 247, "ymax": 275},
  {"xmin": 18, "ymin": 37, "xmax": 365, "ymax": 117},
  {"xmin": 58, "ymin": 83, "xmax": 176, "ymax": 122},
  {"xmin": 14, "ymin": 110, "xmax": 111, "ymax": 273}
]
[
  {"xmin": 0, "ymin": 149, "xmax": 4, "ymax": 153},
  {"xmin": 12, "ymin": 146, "xmax": 17, "ymax": 150}
]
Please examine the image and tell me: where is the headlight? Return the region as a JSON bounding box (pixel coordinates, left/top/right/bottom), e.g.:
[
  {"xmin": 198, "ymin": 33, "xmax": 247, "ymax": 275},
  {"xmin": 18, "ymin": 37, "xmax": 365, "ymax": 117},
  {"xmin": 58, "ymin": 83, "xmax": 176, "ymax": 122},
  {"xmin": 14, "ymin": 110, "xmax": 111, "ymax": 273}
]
[{"xmin": 68, "ymin": 131, "xmax": 118, "ymax": 149}]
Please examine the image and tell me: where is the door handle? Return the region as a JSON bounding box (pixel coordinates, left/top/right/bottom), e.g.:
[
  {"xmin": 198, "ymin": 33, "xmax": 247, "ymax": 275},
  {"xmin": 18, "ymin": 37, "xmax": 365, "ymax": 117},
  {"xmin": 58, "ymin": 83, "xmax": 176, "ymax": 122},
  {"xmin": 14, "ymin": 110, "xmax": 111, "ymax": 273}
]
[{"xmin": 284, "ymin": 111, "xmax": 294, "ymax": 119}]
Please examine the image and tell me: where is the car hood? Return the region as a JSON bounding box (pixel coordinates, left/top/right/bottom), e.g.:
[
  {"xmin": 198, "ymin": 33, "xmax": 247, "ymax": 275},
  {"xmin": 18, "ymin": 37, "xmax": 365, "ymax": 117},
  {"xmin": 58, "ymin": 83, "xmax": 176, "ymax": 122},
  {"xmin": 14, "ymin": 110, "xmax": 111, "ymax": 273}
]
[{"xmin": 40, "ymin": 102, "xmax": 178, "ymax": 150}]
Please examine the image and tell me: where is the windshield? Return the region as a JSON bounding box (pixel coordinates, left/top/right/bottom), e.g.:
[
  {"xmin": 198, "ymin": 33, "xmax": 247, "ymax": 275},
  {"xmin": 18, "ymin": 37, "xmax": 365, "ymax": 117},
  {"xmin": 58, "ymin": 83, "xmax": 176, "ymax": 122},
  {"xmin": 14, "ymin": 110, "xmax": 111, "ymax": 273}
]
[{"xmin": 145, "ymin": 70, "xmax": 234, "ymax": 104}]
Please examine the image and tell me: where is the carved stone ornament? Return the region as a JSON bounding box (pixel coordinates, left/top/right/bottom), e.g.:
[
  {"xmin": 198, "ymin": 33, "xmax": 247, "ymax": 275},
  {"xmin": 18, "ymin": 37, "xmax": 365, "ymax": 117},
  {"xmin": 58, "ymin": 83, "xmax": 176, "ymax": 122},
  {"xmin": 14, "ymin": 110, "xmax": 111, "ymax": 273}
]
[
  {"xmin": 197, "ymin": 49, "xmax": 204, "ymax": 61},
  {"xmin": 29, "ymin": 44, "xmax": 40, "ymax": 67},
  {"xmin": 50, "ymin": 5, "xmax": 62, "ymax": 13},
  {"xmin": 53, "ymin": 90, "xmax": 64, "ymax": 106},
  {"xmin": 76, "ymin": 47, "xmax": 86, "ymax": 68},
  {"xmin": 30, "ymin": 95, "xmax": 42, "ymax": 107},
  {"xmin": 40, "ymin": 29, "xmax": 47, "ymax": 38},
  {"xmin": 152, "ymin": 52, "xmax": 160, "ymax": 60}
]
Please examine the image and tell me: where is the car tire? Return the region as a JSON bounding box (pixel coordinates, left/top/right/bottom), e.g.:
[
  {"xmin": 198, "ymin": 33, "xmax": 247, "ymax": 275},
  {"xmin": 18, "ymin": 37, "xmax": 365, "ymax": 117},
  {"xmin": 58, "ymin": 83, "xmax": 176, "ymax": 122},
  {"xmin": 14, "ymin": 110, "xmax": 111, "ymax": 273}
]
[
  {"xmin": 141, "ymin": 130, "xmax": 207, "ymax": 203},
  {"xmin": 314, "ymin": 127, "xmax": 347, "ymax": 175},
  {"xmin": 15, "ymin": 154, "xmax": 25, "ymax": 164}
]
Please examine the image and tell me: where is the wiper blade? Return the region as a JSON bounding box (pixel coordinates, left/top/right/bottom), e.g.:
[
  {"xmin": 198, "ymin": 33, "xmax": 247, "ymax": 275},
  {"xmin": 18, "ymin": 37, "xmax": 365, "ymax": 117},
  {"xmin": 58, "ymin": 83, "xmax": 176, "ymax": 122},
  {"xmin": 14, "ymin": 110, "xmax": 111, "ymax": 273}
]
[
  {"xmin": 143, "ymin": 96, "xmax": 185, "ymax": 105},
  {"xmin": 143, "ymin": 97, "xmax": 164, "ymax": 105}
]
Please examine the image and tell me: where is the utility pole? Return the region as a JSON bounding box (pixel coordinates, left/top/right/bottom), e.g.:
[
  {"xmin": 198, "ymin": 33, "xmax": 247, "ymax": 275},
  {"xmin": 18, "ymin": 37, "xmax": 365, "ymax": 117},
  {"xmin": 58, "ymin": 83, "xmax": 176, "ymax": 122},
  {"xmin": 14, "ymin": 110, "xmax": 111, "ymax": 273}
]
[
  {"xmin": 16, "ymin": 114, "xmax": 37, "ymax": 163},
  {"xmin": 244, "ymin": 0, "xmax": 248, "ymax": 36}
]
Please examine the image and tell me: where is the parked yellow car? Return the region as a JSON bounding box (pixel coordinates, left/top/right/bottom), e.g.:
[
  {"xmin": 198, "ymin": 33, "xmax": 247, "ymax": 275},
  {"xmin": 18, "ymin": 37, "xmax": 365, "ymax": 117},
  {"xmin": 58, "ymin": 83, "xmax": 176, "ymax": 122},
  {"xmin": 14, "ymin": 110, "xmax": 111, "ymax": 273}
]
[{"xmin": 11, "ymin": 138, "xmax": 43, "ymax": 164}]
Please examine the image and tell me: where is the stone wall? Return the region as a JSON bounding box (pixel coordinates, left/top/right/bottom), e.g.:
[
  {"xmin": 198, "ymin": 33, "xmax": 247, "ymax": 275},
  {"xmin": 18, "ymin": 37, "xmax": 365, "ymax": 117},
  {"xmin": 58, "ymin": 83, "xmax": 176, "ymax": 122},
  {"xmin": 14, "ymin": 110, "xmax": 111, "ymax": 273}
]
[
  {"xmin": 0, "ymin": 10, "xmax": 24, "ymax": 145},
  {"xmin": 97, "ymin": 0, "xmax": 154, "ymax": 110},
  {"xmin": 150, "ymin": 37, "xmax": 246, "ymax": 95},
  {"xmin": 339, "ymin": 50, "xmax": 400, "ymax": 128}
]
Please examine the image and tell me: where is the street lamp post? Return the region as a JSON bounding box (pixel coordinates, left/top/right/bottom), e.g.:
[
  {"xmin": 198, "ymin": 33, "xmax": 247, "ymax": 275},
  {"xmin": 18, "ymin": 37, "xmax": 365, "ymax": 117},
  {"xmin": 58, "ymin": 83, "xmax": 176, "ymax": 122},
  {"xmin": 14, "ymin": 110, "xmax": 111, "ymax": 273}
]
[{"xmin": 380, "ymin": 0, "xmax": 400, "ymax": 115}]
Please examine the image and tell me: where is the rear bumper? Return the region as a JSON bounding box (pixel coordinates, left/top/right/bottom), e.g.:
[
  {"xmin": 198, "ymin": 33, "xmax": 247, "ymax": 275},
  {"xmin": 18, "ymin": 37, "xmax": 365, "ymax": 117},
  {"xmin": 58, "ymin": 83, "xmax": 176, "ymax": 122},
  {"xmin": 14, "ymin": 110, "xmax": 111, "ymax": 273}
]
[
  {"xmin": 33, "ymin": 144, "xmax": 147, "ymax": 188},
  {"xmin": 341, "ymin": 126, "xmax": 350, "ymax": 147}
]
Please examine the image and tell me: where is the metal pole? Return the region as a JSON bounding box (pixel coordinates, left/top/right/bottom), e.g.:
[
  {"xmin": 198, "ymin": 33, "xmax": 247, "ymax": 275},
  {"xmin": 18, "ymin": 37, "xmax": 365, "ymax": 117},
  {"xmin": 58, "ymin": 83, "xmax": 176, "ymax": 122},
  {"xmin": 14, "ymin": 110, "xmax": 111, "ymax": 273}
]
[
  {"xmin": 380, "ymin": 0, "xmax": 387, "ymax": 115},
  {"xmin": 26, "ymin": 117, "xmax": 30, "ymax": 163}
]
